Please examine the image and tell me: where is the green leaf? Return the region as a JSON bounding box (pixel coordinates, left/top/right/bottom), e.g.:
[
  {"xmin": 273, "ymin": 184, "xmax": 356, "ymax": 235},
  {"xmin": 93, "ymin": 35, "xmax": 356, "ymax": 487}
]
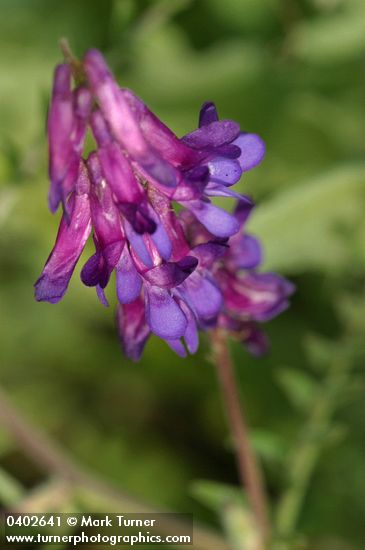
[
  {"xmin": 251, "ymin": 430, "xmax": 288, "ymax": 463},
  {"xmin": 250, "ymin": 165, "xmax": 365, "ymax": 274},
  {"xmin": 221, "ymin": 501, "xmax": 260, "ymax": 550},
  {"xmin": 275, "ymin": 368, "xmax": 319, "ymax": 412},
  {"xmin": 191, "ymin": 481, "xmax": 259, "ymax": 550},
  {"xmin": 191, "ymin": 480, "xmax": 246, "ymax": 513}
]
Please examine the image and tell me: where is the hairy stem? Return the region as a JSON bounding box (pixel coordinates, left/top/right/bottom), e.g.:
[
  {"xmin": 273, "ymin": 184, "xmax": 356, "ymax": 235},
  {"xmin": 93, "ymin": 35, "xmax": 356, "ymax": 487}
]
[{"xmin": 210, "ymin": 330, "xmax": 270, "ymax": 547}]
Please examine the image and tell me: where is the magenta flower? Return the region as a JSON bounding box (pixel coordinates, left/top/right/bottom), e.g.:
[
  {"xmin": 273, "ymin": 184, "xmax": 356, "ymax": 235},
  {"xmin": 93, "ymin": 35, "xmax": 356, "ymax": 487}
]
[
  {"xmin": 35, "ymin": 47, "xmax": 292, "ymax": 360},
  {"xmin": 178, "ymin": 202, "xmax": 295, "ymax": 356},
  {"xmin": 215, "ymin": 204, "xmax": 295, "ymax": 355}
]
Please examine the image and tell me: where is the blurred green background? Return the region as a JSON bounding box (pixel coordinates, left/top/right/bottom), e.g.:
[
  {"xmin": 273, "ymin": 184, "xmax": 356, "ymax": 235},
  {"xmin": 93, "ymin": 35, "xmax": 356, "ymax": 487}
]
[{"xmin": 0, "ymin": 0, "xmax": 365, "ymax": 548}]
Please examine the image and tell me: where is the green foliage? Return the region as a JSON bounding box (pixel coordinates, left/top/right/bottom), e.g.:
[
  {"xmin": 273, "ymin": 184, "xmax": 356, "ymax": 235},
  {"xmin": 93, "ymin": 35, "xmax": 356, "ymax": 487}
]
[
  {"xmin": 250, "ymin": 165, "xmax": 365, "ymax": 274},
  {"xmin": 251, "ymin": 430, "xmax": 288, "ymax": 463},
  {"xmin": 275, "ymin": 368, "xmax": 319, "ymax": 413},
  {"xmin": 191, "ymin": 480, "xmax": 246, "ymax": 513},
  {"xmin": 191, "ymin": 481, "xmax": 259, "ymax": 549},
  {"xmin": 290, "ymin": 2, "xmax": 365, "ymax": 64}
]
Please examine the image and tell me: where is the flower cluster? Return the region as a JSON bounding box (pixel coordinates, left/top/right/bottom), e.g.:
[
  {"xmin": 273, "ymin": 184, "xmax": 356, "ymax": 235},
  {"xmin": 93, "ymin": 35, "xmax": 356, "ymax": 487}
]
[{"xmin": 35, "ymin": 48, "xmax": 293, "ymax": 360}]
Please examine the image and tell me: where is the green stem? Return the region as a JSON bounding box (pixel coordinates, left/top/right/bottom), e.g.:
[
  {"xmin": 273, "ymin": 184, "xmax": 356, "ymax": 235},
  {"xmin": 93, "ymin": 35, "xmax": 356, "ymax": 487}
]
[
  {"xmin": 275, "ymin": 360, "xmax": 350, "ymax": 539},
  {"xmin": 59, "ymin": 38, "xmax": 85, "ymax": 84}
]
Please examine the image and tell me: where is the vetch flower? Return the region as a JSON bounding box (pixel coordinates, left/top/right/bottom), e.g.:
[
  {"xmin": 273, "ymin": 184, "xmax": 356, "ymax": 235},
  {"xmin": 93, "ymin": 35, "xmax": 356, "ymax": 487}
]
[
  {"xmin": 214, "ymin": 203, "xmax": 295, "ymax": 355},
  {"xmin": 178, "ymin": 202, "xmax": 294, "ymax": 356},
  {"xmin": 35, "ymin": 162, "xmax": 92, "ymax": 303},
  {"xmin": 47, "ymin": 64, "xmax": 92, "ymax": 214},
  {"xmin": 35, "ymin": 45, "xmax": 292, "ymax": 360}
]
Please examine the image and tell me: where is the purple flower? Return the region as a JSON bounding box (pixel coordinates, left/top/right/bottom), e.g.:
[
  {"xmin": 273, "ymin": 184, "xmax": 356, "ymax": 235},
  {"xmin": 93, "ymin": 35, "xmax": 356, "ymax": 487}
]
[
  {"xmin": 177, "ymin": 201, "xmax": 294, "ymax": 356},
  {"xmin": 35, "ymin": 46, "xmax": 291, "ymax": 360},
  {"xmin": 35, "ymin": 162, "xmax": 92, "ymax": 303},
  {"xmin": 214, "ymin": 204, "xmax": 295, "ymax": 355},
  {"xmin": 47, "ymin": 64, "xmax": 92, "ymax": 214}
]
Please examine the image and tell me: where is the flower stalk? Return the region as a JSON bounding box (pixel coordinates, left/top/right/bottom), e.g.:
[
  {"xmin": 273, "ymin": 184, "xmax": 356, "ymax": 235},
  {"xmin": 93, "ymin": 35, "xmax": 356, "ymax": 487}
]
[
  {"xmin": 211, "ymin": 329, "xmax": 270, "ymax": 548},
  {"xmin": 59, "ymin": 37, "xmax": 85, "ymax": 83}
]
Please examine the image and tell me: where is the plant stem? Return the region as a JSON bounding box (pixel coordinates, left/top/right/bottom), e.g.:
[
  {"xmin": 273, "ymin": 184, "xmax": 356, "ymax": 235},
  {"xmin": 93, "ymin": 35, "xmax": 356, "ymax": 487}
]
[
  {"xmin": 59, "ymin": 38, "xmax": 85, "ymax": 83},
  {"xmin": 0, "ymin": 385, "xmax": 227, "ymax": 550},
  {"xmin": 210, "ymin": 330, "xmax": 270, "ymax": 547}
]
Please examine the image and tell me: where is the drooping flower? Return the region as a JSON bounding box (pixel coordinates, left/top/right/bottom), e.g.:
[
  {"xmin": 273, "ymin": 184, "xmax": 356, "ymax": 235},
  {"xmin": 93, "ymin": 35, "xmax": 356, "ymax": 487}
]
[
  {"xmin": 47, "ymin": 64, "xmax": 92, "ymax": 215},
  {"xmin": 35, "ymin": 46, "xmax": 292, "ymax": 360},
  {"xmin": 205, "ymin": 203, "xmax": 294, "ymax": 356},
  {"xmin": 177, "ymin": 201, "xmax": 295, "ymax": 356}
]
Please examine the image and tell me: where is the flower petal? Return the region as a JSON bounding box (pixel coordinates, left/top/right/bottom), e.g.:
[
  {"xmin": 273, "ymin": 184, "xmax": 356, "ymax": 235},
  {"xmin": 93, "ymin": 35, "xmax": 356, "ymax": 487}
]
[
  {"xmin": 88, "ymin": 153, "xmax": 124, "ymax": 247},
  {"xmin": 34, "ymin": 191, "xmax": 91, "ymax": 303},
  {"xmin": 182, "ymin": 120, "xmax": 240, "ymax": 149},
  {"xmin": 95, "ymin": 137, "xmax": 145, "ymax": 205},
  {"xmin": 147, "ymin": 207, "xmax": 173, "ymax": 261},
  {"xmin": 125, "ymin": 222, "xmax": 153, "ymax": 269},
  {"xmin": 213, "ymin": 144, "xmax": 241, "ymax": 158},
  {"xmin": 85, "ymin": 152, "xmax": 125, "ymax": 286},
  {"xmin": 179, "ymin": 300, "xmax": 199, "ymax": 354},
  {"xmin": 148, "ymin": 189, "xmax": 191, "ymax": 260},
  {"xmin": 81, "ymin": 251, "xmax": 105, "ymax": 287},
  {"xmin": 190, "ymin": 242, "xmax": 228, "ymax": 268},
  {"xmin": 92, "ymin": 112, "xmax": 154, "ymax": 232},
  {"xmin": 222, "ymin": 272, "xmax": 295, "ymax": 322},
  {"xmin": 183, "ymin": 272, "xmax": 223, "ymax": 322},
  {"xmin": 166, "ymin": 339, "xmax": 187, "ymax": 357},
  {"xmin": 49, "ymin": 86, "xmax": 92, "ymax": 216},
  {"xmin": 207, "ymin": 157, "xmax": 242, "ymax": 186},
  {"xmin": 84, "ymin": 50, "xmax": 177, "ymax": 188},
  {"xmin": 234, "ymin": 133, "xmax": 266, "ymax": 171},
  {"xmin": 47, "ymin": 64, "xmax": 74, "ymax": 212},
  {"xmin": 145, "ymin": 286, "xmax": 187, "ymax": 339},
  {"xmin": 123, "ymin": 89, "xmax": 202, "ymax": 167},
  {"xmin": 242, "ymin": 324, "xmax": 269, "ymax": 356},
  {"xmin": 183, "ymin": 200, "xmax": 240, "ymax": 238},
  {"xmin": 116, "ymin": 246, "xmax": 142, "ymax": 304},
  {"xmin": 96, "ymin": 284, "xmax": 109, "ymax": 307},
  {"xmin": 204, "ymin": 182, "xmax": 253, "ymax": 204},
  {"xmin": 81, "ymin": 240, "xmax": 123, "ymax": 289},
  {"xmin": 199, "ymin": 102, "xmax": 219, "ymax": 127},
  {"xmin": 228, "ymin": 234, "xmax": 262, "ymax": 270},
  {"xmin": 171, "ymin": 178, "xmax": 205, "ymax": 201},
  {"xmin": 233, "ymin": 199, "xmax": 255, "ymax": 227},
  {"xmin": 119, "ymin": 202, "xmax": 156, "ymax": 235},
  {"xmin": 117, "ymin": 298, "xmax": 150, "ymax": 361},
  {"xmin": 143, "ymin": 256, "xmax": 198, "ymax": 288},
  {"xmin": 84, "ymin": 50, "xmax": 148, "ymax": 159}
]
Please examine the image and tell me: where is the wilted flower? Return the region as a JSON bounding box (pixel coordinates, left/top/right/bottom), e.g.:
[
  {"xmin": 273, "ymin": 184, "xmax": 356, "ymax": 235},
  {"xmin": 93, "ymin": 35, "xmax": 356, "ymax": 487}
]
[{"xmin": 35, "ymin": 46, "xmax": 292, "ymax": 360}]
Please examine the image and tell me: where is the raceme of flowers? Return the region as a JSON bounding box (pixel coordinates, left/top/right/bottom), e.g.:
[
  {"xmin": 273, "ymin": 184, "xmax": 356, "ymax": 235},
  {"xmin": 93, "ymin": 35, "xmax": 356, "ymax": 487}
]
[{"xmin": 34, "ymin": 49, "xmax": 294, "ymax": 360}]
